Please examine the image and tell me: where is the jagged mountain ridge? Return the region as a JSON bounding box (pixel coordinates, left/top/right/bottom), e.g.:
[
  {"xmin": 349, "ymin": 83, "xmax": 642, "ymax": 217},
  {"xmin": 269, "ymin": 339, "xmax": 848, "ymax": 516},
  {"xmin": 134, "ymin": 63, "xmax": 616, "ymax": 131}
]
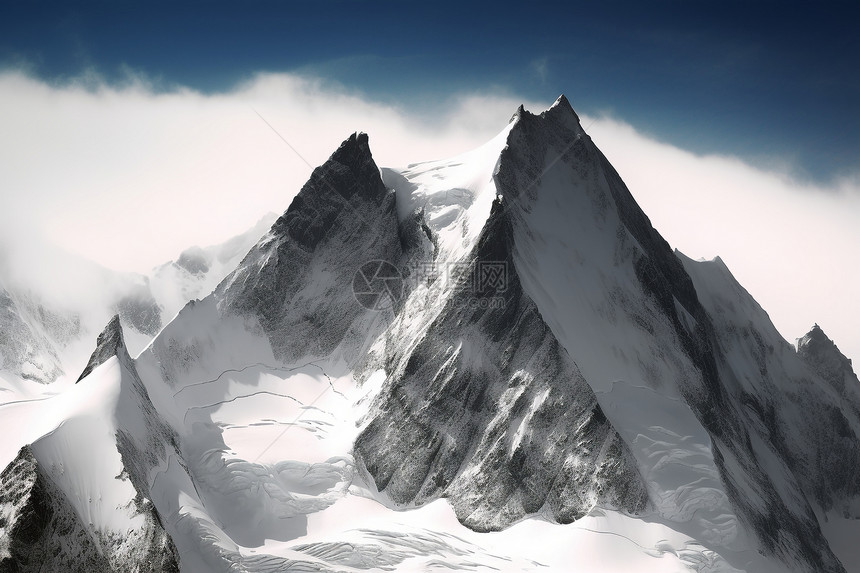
[{"xmin": 1, "ymin": 96, "xmax": 858, "ymax": 572}]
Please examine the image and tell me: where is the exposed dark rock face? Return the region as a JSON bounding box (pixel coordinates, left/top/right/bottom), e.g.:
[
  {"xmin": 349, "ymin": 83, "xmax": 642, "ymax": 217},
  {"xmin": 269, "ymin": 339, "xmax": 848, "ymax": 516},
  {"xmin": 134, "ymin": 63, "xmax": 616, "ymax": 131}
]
[
  {"xmin": 0, "ymin": 444, "xmax": 178, "ymax": 573},
  {"xmin": 0, "ymin": 446, "xmax": 112, "ymax": 572},
  {"xmin": 794, "ymin": 325, "xmax": 860, "ymax": 513},
  {"xmin": 218, "ymin": 132, "xmax": 403, "ymax": 362},
  {"xmin": 356, "ymin": 198, "xmax": 648, "ymax": 531},
  {"xmin": 678, "ymin": 254, "xmax": 855, "ymax": 572},
  {"xmin": 76, "ymin": 314, "xmax": 124, "ymax": 382}
]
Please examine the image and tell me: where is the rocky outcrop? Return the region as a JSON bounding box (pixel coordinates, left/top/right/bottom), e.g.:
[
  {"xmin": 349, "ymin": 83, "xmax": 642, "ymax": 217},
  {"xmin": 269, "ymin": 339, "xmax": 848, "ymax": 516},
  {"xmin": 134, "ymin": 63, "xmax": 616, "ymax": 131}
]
[
  {"xmin": 0, "ymin": 443, "xmax": 178, "ymax": 573},
  {"xmin": 797, "ymin": 324, "xmax": 859, "ymax": 395},
  {"xmin": 76, "ymin": 314, "xmax": 125, "ymax": 382},
  {"xmin": 0, "ymin": 446, "xmax": 111, "ymax": 572}
]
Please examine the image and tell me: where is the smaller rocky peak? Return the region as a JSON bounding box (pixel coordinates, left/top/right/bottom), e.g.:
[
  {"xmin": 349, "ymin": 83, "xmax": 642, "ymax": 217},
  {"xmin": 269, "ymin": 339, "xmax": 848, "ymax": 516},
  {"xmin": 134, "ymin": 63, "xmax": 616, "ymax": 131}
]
[
  {"xmin": 798, "ymin": 324, "xmax": 837, "ymax": 356},
  {"xmin": 313, "ymin": 131, "xmax": 386, "ymax": 202},
  {"xmin": 540, "ymin": 94, "xmax": 584, "ymax": 133},
  {"xmin": 75, "ymin": 315, "xmax": 128, "ymax": 383},
  {"xmin": 329, "ymin": 131, "xmax": 372, "ymax": 168},
  {"xmin": 797, "ymin": 323, "xmax": 858, "ymax": 393},
  {"xmin": 509, "ymin": 104, "xmax": 527, "ymax": 123}
]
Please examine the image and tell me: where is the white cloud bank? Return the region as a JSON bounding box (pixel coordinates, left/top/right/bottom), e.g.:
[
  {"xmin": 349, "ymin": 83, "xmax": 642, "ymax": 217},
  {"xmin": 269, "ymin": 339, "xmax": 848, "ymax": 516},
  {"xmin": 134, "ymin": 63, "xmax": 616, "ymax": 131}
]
[{"xmin": 0, "ymin": 69, "xmax": 857, "ymax": 362}]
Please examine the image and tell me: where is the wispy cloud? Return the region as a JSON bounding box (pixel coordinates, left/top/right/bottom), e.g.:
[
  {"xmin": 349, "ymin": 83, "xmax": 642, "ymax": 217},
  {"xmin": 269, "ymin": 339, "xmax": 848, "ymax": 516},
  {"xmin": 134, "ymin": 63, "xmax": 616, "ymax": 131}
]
[
  {"xmin": 0, "ymin": 68, "xmax": 857, "ymax": 362},
  {"xmin": 585, "ymin": 114, "xmax": 860, "ymax": 363},
  {"xmin": 530, "ymin": 57, "xmax": 549, "ymax": 84},
  {"xmin": 0, "ymin": 68, "xmax": 544, "ymax": 271}
]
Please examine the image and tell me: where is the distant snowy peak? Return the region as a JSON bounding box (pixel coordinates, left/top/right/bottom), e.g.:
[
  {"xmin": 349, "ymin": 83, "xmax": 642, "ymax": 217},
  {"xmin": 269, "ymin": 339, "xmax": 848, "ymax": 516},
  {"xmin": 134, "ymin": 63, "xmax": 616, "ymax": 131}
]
[
  {"xmin": 0, "ymin": 285, "xmax": 77, "ymax": 383},
  {"xmin": 75, "ymin": 314, "xmax": 126, "ymax": 383},
  {"xmin": 798, "ymin": 324, "xmax": 859, "ymax": 394},
  {"xmin": 148, "ymin": 212, "xmax": 278, "ymax": 321}
]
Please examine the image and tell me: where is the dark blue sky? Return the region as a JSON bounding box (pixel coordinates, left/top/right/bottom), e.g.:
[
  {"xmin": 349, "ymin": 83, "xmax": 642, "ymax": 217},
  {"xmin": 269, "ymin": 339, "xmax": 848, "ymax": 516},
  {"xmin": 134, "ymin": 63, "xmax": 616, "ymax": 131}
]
[{"xmin": 2, "ymin": 0, "xmax": 857, "ymax": 182}]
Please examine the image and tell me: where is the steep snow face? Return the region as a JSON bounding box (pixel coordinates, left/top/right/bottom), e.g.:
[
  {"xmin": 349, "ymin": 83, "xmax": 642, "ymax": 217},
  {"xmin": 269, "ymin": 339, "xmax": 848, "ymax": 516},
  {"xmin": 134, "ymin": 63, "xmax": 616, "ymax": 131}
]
[
  {"xmin": 482, "ymin": 96, "xmax": 846, "ymax": 572},
  {"xmin": 486, "ymin": 96, "xmax": 747, "ymax": 549},
  {"xmin": 681, "ymin": 254, "xmax": 860, "ymax": 568},
  {"xmin": 381, "ymin": 121, "xmax": 513, "ymax": 265}
]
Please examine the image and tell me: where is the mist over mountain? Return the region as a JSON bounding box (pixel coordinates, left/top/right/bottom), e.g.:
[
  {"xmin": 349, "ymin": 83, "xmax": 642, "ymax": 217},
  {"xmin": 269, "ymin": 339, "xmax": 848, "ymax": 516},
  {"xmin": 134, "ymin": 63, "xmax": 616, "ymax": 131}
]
[
  {"xmin": 1, "ymin": 97, "xmax": 858, "ymax": 572},
  {"xmin": 0, "ymin": 214, "xmax": 276, "ymax": 388}
]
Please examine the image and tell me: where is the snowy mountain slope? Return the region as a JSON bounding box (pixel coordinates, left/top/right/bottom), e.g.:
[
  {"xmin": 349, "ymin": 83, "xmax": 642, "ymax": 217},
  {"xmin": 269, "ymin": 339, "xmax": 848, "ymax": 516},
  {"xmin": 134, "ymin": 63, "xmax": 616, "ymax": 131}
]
[
  {"xmin": 119, "ymin": 132, "xmax": 414, "ymax": 569},
  {"xmin": 680, "ymin": 254, "xmax": 860, "ymax": 570},
  {"xmin": 0, "ymin": 316, "xmax": 178, "ymax": 571}
]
